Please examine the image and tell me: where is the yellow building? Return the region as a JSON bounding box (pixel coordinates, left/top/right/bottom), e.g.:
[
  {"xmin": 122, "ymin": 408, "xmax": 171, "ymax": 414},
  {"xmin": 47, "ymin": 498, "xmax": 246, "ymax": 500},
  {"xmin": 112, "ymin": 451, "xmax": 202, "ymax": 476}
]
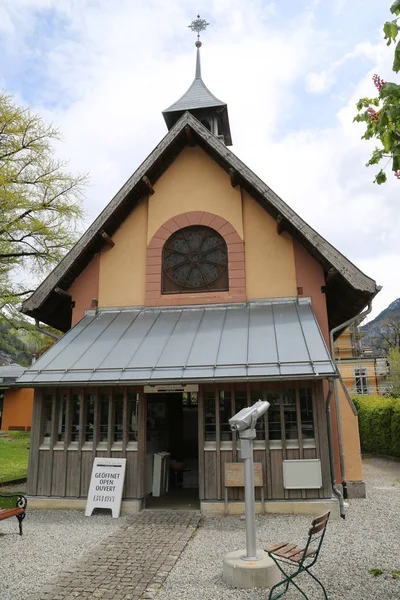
[{"xmin": 335, "ymin": 324, "xmax": 388, "ymax": 396}]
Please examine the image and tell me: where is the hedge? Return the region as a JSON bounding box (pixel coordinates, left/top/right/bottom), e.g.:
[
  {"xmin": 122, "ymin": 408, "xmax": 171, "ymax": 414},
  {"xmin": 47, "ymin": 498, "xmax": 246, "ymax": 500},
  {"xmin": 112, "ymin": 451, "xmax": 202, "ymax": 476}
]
[{"xmin": 353, "ymin": 395, "xmax": 400, "ymax": 457}]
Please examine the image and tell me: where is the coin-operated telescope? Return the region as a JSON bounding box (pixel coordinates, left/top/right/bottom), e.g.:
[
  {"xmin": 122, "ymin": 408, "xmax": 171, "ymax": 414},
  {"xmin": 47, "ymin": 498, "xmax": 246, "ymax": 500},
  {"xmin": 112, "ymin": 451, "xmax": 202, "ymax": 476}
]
[{"xmin": 229, "ymin": 400, "xmax": 270, "ymax": 560}]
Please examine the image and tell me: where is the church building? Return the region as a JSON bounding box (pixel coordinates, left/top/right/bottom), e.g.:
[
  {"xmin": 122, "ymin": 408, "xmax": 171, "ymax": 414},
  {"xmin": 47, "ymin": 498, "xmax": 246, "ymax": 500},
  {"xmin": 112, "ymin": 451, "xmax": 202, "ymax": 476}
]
[{"xmin": 17, "ymin": 17, "xmax": 379, "ymax": 516}]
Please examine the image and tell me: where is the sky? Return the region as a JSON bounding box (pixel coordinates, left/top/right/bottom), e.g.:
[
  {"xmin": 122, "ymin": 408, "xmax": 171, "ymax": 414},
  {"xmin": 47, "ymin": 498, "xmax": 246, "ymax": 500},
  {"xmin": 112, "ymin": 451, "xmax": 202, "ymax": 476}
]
[{"xmin": 0, "ymin": 0, "xmax": 399, "ymax": 321}]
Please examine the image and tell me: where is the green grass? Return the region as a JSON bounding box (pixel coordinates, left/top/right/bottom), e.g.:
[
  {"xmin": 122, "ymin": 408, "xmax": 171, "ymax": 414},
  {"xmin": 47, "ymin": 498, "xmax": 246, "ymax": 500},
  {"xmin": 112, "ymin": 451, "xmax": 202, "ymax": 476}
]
[{"xmin": 0, "ymin": 431, "xmax": 30, "ymax": 483}]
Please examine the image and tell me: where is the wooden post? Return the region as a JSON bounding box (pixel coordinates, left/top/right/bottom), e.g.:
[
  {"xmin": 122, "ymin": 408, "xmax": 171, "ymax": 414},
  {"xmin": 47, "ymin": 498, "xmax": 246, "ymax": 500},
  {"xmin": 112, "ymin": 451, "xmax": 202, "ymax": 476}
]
[
  {"xmin": 62, "ymin": 389, "xmax": 71, "ymax": 497},
  {"xmin": 48, "ymin": 389, "xmax": 58, "ymax": 496},
  {"xmin": 92, "ymin": 388, "xmax": 99, "ymax": 463},
  {"xmin": 122, "ymin": 387, "xmax": 128, "ymax": 459},
  {"xmin": 138, "ymin": 390, "xmax": 147, "ymax": 500},
  {"xmin": 215, "ymin": 388, "xmax": 221, "ymax": 499},
  {"xmin": 107, "ymin": 390, "xmax": 113, "ymax": 457},
  {"xmin": 27, "ymin": 390, "xmax": 42, "ymax": 496},
  {"xmin": 198, "ymin": 387, "xmax": 205, "ymax": 500},
  {"xmin": 78, "ymin": 388, "xmax": 85, "ymax": 497},
  {"xmin": 263, "ymin": 389, "xmax": 272, "ymax": 501}
]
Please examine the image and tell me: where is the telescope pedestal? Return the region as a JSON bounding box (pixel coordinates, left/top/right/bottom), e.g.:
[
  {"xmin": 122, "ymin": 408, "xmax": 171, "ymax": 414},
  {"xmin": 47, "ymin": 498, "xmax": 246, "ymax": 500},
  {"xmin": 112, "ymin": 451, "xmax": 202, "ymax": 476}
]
[{"xmin": 223, "ymin": 549, "xmax": 280, "ymax": 589}]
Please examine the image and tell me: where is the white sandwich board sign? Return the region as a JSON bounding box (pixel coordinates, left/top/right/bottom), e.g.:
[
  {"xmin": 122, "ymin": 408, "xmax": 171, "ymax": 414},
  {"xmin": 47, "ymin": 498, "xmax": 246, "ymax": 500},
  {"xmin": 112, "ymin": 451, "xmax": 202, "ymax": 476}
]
[{"xmin": 85, "ymin": 457, "xmax": 126, "ymax": 518}]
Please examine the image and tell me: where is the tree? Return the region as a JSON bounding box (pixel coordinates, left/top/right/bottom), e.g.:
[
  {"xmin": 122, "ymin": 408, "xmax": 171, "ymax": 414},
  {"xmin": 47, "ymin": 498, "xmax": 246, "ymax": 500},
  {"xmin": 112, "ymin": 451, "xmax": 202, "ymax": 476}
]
[
  {"xmin": 354, "ymin": 0, "xmax": 400, "ymax": 183},
  {"xmin": 372, "ymin": 316, "xmax": 400, "ymax": 354},
  {"xmin": 387, "ymin": 348, "xmax": 400, "ymax": 396},
  {"xmin": 0, "ymin": 92, "xmax": 86, "ymax": 329}
]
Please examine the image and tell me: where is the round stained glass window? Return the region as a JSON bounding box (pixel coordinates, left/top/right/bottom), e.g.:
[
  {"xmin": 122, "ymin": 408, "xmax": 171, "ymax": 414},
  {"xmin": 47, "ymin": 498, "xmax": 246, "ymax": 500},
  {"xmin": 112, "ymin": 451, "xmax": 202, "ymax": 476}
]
[{"xmin": 162, "ymin": 225, "xmax": 229, "ymax": 294}]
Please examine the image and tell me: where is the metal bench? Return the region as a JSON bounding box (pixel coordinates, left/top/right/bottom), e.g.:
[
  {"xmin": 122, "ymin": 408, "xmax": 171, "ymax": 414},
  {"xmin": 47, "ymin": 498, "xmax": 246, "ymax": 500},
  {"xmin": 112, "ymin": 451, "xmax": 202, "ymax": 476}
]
[
  {"xmin": 265, "ymin": 511, "xmax": 330, "ymax": 600},
  {"xmin": 224, "ymin": 462, "xmax": 264, "ymax": 516},
  {"xmin": 0, "ymin": 493, "xmax": 27, "ymax": 535}
]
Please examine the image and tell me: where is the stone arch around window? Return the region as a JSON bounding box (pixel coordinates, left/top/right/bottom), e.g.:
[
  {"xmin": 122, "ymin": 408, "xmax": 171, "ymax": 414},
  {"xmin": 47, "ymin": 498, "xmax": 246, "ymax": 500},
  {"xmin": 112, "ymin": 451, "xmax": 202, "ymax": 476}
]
[
  {"xmin": 146, "ymin": 211, "xmax": 246, "ymax": 306},
  {"xmin": 162, "ymin": 225, "xmax": 228, "ymax": 294}
]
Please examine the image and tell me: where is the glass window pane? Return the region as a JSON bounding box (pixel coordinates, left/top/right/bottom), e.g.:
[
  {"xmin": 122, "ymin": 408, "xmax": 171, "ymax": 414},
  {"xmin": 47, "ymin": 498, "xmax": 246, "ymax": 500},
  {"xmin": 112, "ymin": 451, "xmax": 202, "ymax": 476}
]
[
  {"xmin": 220, "ymin": 391, "xmax": 232, "ymax": 441},
  {"xmin": 354, "ymin": 368, "xmax": 368, "ymax": 394},
  {"xmin": 57, "ymin": 395, "xmax": 67, "ymax": 442},
  {"xmin": 114, "ymin": 393, "xmax": 123, "ymax": 442},
  {"xmin": 283, "ymin": 388, "xmax": 298, "ymax": 440},
  {"xmin": 85, "ymin": 393, "xmax": 95, "ymax": 442},
  {"xmin": 267, "ymin": 391, "xmax": 281, "ymax": 440},
  {"xmin": 70, "ymin": 394, "xmax": 81, "ymax": 442},
  {"xmin": 42, "ymin": 396, "xmax": 53, "ymax": 444},
  {"xmin": 204, "ymin": 392, "xmax": 216, "ymax": 441},
  {"xmin": 234, "ymin": 391, "xmax": 247, "ymax": 413},
  {"xmin": 299, "ymin": 387, "xmax": 315, "ymax": 439},
  {"xmin": 99, "ymin": 393, "xmax": 109, "ymax": 442},
  {"xmin": 128, "ymin": 392, "xmax": 139, "ymax": 442},
  {"xmin": 251, "ymin": 390, "xmax": 265, "ymax": 440}
]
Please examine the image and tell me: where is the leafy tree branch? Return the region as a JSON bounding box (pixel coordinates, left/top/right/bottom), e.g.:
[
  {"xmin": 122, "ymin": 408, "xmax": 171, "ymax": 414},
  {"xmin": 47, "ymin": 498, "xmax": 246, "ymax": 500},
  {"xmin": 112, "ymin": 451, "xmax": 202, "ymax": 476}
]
[
  {"xmin": 354, "ymin": 0, "xmax": 400, "ymax": 183},
  {"xmin": 0, "ymin": 91, "xmax": 86, "ymax": 339}
]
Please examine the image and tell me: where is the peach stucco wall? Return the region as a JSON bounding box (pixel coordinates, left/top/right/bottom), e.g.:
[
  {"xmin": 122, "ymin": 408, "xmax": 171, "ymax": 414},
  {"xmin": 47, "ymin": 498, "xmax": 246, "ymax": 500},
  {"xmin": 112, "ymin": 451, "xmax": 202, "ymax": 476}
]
[
  {"xmin": 242, "ymin": 190, "xmax": 297, "ymax": 299},
  {"xmin": 337, "ymin": 383, "xmax": 364, "ymax": 481},
  {"xmin": 95, "ymin": 145, "xmax": 298, "ymax": 308},
  {"xmin": 2, "ymin": 388, "xmax": 34, "ymax": 430},
  {"xmin": 292, "ymin": 239, "xmax": 329, "ymax": 344},
  {"xmin": 147, "ymin": 146, "xmax": 243, "ymax": 242},
  {"xmin": 68, "ymin": 253, "xmax": 100, "ymax": 326},
  {"xmin": 99, "ymin": 198, "xmax": 148, "ymax": 308}
]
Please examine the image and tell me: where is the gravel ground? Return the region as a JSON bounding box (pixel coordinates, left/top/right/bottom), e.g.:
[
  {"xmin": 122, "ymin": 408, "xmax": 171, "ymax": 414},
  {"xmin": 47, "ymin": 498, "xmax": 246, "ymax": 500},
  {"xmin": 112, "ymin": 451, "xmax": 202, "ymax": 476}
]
[
  {"xmin": 1, "ymin": 458, "xmax": 399, "ymax": 600},
  {"xmin": 157, "ymin": 457, "xmax": 400, "ymax": 600},
  {"xmin": 0, "ymin": 509, "xmax": 129, "ymax": 600}
]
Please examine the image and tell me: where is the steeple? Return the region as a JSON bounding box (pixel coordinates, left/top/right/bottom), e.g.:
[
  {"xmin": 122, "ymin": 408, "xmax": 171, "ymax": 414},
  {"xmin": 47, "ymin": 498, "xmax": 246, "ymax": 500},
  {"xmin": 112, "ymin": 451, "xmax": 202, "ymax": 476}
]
[{"xmin": 162, "ymin": 15, "xmax": 232, "ymax": 146}]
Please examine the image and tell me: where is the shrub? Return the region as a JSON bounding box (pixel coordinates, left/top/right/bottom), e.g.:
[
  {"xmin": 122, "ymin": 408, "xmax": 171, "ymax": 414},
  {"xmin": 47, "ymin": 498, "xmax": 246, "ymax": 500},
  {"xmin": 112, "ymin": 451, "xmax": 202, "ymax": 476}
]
[{"xmin": 353, "ymin": 395, "xmax": 400, "ymax": 457}]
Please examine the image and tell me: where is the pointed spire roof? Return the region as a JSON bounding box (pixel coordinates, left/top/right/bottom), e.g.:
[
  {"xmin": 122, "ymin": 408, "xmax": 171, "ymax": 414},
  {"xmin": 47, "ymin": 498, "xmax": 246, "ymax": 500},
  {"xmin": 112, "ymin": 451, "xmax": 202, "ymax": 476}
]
[
  {"xmin": 163, "ymin": 45, "xmax": 226, "ymax": 113},
  {"xmin": 162, "ymin": 16, "xmax": 232, "ymax": 145}
]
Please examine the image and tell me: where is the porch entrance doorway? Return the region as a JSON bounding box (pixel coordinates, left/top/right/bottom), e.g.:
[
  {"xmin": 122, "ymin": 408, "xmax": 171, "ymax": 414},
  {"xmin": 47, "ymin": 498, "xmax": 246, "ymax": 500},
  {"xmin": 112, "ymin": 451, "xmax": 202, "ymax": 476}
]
[{"xmin": 145, "ymin": 392, "xmax": 199, "ymax": 509}]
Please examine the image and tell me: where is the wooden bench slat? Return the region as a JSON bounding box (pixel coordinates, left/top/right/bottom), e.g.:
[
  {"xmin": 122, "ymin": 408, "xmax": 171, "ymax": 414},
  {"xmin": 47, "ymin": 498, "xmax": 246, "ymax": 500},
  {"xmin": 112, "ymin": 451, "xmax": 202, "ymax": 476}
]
[
  {"xmin": 312, "ymin": 511, "xmax": 330, "ymax": 526},
  {"xmin": 274, "ymin": 543, "xmax": 298, "ymax": 557},
  {"xmin": 265, "ymin": 542, "xmax": 289, "ymax": 553},
  {"xmin": 0, "ymin": 508, "xmax": 25, "ymax": 520},
  {"xmin": 309, "ymin": 520, "xmax": 329, "ymax": 535},
  {"xmin": 290, "ymin": 548, "xmax": 316, "ymax": 563}
]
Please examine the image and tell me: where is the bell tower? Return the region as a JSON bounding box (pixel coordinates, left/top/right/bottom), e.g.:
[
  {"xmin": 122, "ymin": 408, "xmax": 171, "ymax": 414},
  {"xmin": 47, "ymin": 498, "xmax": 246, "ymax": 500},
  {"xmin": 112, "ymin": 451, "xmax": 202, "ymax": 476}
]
[{"xmin": 162, "ymin": 15, "xmax": 232, "ymax": 146}]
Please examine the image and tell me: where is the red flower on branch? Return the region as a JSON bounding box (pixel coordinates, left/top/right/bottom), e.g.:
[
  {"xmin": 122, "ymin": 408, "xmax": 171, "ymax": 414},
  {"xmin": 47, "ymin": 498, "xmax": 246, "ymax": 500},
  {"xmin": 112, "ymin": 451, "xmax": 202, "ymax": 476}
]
[
  {"xmin": 373, "ymin": 74, "xmax": 386, "ymax": 91},
  {"xmin": 367, "ymin": 107, "xmax": 379, "ymax": 124}
]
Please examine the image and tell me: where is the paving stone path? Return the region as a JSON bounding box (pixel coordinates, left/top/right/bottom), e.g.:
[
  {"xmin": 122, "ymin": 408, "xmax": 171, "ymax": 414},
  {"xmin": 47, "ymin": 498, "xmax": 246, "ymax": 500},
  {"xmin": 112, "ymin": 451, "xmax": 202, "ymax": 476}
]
[{"xmin": 32, "ymin": 511, "xmax": 201, "ymax": 600}]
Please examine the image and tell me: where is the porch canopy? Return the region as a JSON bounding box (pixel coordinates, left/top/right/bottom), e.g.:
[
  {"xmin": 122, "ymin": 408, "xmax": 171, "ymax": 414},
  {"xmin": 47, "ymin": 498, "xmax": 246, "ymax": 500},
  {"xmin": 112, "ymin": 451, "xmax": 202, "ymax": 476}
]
[{"xmin": 17, "ymin": 299, "xmax": 336, "ymax": 386}]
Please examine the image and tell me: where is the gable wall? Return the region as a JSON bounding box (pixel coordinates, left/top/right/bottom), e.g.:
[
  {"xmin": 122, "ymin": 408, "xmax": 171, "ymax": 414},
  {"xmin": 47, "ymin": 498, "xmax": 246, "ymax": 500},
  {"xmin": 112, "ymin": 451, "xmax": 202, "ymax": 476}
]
[
  {"xmin": 242, "ymin": 190, "xmax": 297, "ymax": 300},
  {"xmin": 99, "ymin": 197, "xmax": 148, "ymax": 308},
  {"xmin": 147, "ymin": 146, "xmax": 243, "ymax": 241},
  {"xmin": 68, "ymin": 253, "xmax": 100, "ymax": 326},
  {"xmin": 292, "ymin": 240, "xmax": 329, "ymax": 344},
  {"xmin": 66, "ymin": 145, "xmax": 329, "ymax": 329}
]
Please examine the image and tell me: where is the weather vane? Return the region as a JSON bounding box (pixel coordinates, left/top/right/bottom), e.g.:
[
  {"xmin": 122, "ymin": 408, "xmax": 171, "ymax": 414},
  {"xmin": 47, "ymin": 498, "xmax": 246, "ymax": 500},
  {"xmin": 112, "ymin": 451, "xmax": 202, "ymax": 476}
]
[{"xmin": 188, "ymin": 14, "xmax": 210, "ymax": 46}]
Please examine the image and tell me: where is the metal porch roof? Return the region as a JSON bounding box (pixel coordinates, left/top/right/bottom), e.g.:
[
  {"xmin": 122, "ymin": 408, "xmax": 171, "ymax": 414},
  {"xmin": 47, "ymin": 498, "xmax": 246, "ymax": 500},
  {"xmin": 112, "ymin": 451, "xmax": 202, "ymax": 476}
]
[{"xmin": 17, "ymin": 299, "xmax": 336, "ymax": 387}]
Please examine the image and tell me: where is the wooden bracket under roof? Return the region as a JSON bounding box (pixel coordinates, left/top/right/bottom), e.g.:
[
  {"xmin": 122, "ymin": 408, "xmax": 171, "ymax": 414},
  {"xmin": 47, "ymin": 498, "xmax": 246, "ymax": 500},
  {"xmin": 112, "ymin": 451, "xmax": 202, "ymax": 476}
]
[
  {"xmin": 54, "ymin": 286, "xmax": 71, "ymax": 299},
  {"xmin": 100, "ymin": 230, "xmax": 115, "ymax": 248},
  {"xmin": 185, "ymin": 125, "xmax": 196, "ymax": 146},
  {"xmin": 229, "ymin": 168, "xmax": 240, "ymax": 188},
  {"xmin": 142, "ymin": 175, "xmax": 154, "ymax": 195},
  {"xmin": 326, "ymin": 267, "xmax": 338, "ymax": 284},
  {"xmin": 276, "ymin": 214, "xmax": 286, "ymax": 235}
]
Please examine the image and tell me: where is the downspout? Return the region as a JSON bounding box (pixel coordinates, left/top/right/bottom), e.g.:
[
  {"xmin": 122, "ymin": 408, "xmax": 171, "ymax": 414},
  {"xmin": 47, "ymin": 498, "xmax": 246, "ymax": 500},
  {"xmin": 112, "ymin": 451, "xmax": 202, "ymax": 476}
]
[
  {"xmin": 325, "ymin": 378, "xmax": 345, "ymax": 519},
  {"xmin": 35, "ymin": 319, "xmax": 62, "ymax": 341},
  {"xmin": 329, "ymin": 301, "xmax": 373, "ymax": 500}
]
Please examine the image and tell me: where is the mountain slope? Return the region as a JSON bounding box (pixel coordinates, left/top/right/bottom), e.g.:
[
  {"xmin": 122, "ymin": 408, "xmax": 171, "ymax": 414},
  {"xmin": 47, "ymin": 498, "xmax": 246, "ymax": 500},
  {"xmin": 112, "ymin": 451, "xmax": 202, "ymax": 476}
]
[{"xmin": 361, "ymin": 298, "xmax": 400, "ymax": 353}]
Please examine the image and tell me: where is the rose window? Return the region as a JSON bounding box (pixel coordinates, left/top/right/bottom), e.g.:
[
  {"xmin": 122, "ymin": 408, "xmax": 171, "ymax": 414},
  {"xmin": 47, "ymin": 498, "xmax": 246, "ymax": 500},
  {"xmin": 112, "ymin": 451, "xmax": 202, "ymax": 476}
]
[{"xmin": 162, "ymin": 225, "xmax": 229, "ymax": 293}]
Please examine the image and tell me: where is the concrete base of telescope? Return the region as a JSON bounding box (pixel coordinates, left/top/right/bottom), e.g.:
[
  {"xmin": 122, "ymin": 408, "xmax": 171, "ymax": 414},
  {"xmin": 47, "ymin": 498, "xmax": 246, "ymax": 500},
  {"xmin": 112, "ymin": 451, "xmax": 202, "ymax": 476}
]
[{"xmin": 223, "ymin": 549, "xmax": 281, "ymax": 589}]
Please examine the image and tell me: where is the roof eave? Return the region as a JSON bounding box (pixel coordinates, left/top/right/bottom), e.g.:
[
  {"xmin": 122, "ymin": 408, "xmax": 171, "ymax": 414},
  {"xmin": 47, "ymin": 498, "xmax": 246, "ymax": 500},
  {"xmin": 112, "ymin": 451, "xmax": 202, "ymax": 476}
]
[{"xmin": 22, "ymin": 111, "xmax": 378, "ymax": 331}]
